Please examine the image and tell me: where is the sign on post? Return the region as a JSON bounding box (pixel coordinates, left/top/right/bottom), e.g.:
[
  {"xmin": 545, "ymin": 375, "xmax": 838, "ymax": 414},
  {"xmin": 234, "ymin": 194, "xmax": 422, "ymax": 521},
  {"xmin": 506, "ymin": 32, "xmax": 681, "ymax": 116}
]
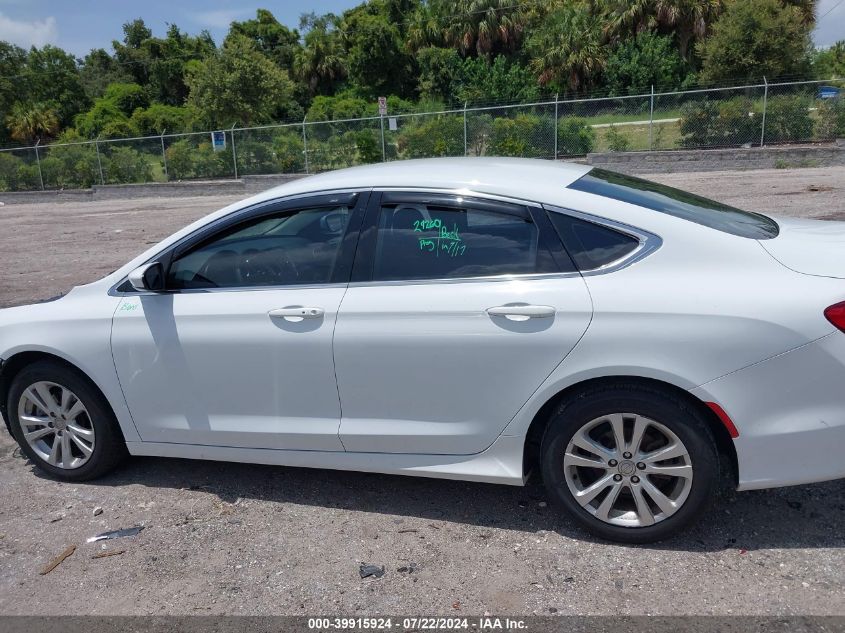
[
  {"xmin": 378, "ymin": 96, "xmax": 387, "ymax": 116},
  {"xmin": 211, "ymin": 131, "xmax": 226, "ymax": 152},
  {"xmin": 388, "ymin": 117, "xmax": 398, "ymax": 131}
]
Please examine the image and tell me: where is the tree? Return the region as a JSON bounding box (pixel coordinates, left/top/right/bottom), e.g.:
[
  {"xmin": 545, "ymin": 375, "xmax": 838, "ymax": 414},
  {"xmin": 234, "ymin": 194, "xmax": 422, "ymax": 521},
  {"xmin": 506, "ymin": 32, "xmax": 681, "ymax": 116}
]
[
  {"xmin": 813, "ymin": 41, "xmax": 845, "ymax": 79},
  {"xmin": 342, "ymin": 4, "xmax": 414, "ymax": 98},
  {"xmin": 454, "ymin": 55, "xmax": 540, "ymax": 103},
  {"xmin": 294, "ymin": 13, "xmax": 347, "ymax": 96},
  {"xmin": 599, "ymin": 0, "xmax": 725, "ymax": 63},
  {"xmin": 5, "ymin": 102, "xmax": 60, "ymax": 144},
  {"xmin": 187, "ymin": 35, "xmax": 301, "ymax": 127},
  {"xmin": 698, "ymin": 0, "xmax": 812, "ymax": 84},
  {"xmin": 229, "ymin": 9, "xmax": 301, "ymax": 70},
  {"xmin": 112, "ymin": 19, "xmax": 215, "ymax": 106},
  {"xmin": 0, "ymin": 43, "xmax": 27, "ymax": 143},
  {"xmin": 604, "ymin": 32, "xmax": 692, "ymax": 95},
  {"xmin": 527, "ymin": 3, "xmax": 607, "ymax": 94},
  {"xmin": 439, "ymin": 0, "xmax": 526, "ymax": 57},
  {"xmin": 79, "ymin": 49, "xmax": 133, "ymax": 99},
  {"xmin": 22, "ymin": 46, "xmax": 89, "ymax": 129}
]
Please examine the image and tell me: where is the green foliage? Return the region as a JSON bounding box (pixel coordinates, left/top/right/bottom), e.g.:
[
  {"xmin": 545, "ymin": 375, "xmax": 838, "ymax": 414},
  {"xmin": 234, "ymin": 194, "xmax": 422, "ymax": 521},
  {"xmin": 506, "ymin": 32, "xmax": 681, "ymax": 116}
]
[
  {"xmin": 20, "ymin": 45, "xmax": 90, "ymax": 129},
  {"xmin": 294, "ymin": 13, "xmax": 347, "ymax": 96},
  {"xmin": 397, "ymin": 116, "xmax": 464, "ymax": 158},
  {"xmin": 816, "ymin": 99, "xmax": 845, "ymax": 139},
  {"xmin": 41, "ymin": 140, "xmax": 103, "ymax": 189},
  {"xmin": 165, "ymin": 140, "xmax": 230, "ymax": 180},
  {"xmin": 79, "ymin": 49, "xmax": 133, "ymax": 100},
  {"xmin": 604, "ymin": 124, "xmax": 630, "ymax": 152},
  {"xmin": 273, "ymin": 131, "xmax": 305, "ymax": 172},
  {"xmin": 5, "ymin": 102, "xmax": 60, "ymax": 144},
  {"xmin": 557, "ymin": 117, "xmax": 596, "ymax": 156},
  {"xmin": 489, "ymin": 114, "xmax": 552, "ymax": 157},
  {"xmin": 678, "ymin": 98, "xmax": 759, "ymax": 147},
  {"xmin": 102, "ymin": 83, "xmax": 149, "ymax": 115},
  {"xmin": 763, "ymin": 94, "xmax": 813, "ymax": 143},
  {"xmin": 0, "ymin": 152, "xmax": 40, "ymax": 191},
  {"xmin": 354, "ymin": 130, "xmax": 382, "ymax": 164},
  {"xmin": 229, "ymin": 9, "xmax": 300, "ymax": 70},
  {"xmin": 187, "ymin": 35, "xmax": 301, "ymax": 127},
  {"xmin": 106, "ymin": 146, "xmax": 153, "ymax": 184},
  {"xmin": 417, "ymin": 47, "xmax": 462, "ymax": 101},
  {"xmin": 74, "ymin": 99, "xmax": 138, "ymax": 139},
  {"xmin": 605, "ymin": 33, "xmax": 692, "ymax": 96},
  {"xmin": 131, "ymin": 104, "xmax": 197, "ymax": 135},
  {"xmin": 454, "ymin": 56, "xmax": 540, "ymax": 104},
  {"xmin": 812, "ymin": 41, "xmax": 845, "ymax": 79},
  {"xmin": 698, "ymin": 0, "xmax": 812, "ymax": 84}
]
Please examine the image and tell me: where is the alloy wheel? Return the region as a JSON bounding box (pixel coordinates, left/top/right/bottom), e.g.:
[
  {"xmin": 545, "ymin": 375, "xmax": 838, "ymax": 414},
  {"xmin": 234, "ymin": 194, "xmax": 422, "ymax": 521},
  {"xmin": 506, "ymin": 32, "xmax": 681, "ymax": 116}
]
[
  {"xmin": 17, "ymin": 381, "xmax": 96, "ymax": 469},
  {"xmin": 562, "ymin": 413, "xmax": 693, "ymax": 527}
]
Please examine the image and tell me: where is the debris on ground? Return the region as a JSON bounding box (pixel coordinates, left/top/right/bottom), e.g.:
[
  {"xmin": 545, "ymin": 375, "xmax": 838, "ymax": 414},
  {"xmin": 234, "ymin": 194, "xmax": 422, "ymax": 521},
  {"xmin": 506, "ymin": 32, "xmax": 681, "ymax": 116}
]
[
  {"xmin": 398, "ymin": 528, "xmax": 418, "ymax": 534},
  {"xmin": 93, "ymin": 507, "xmax": 104, "ymax": 516},
  {"xmin": 397, "ymin": 562, "xmax": 418, "ymax": 574},
  {"xmin": 359, "ymin": 563, "xmax": 385, "ymax": 579},
  {"xmin": 91, "ymin": 549, "xmax": 125, "ymax": 559},
  {"xmin": 40, "ymin": 545, "xmax": 76, "ymax": 575},
  {"xmin": 86, "ymin": 526, "xmax": 145, "ymax": 543},
  {"xmin": 787, "ymin": 501, "xmax": 802, "ymax": 510}
]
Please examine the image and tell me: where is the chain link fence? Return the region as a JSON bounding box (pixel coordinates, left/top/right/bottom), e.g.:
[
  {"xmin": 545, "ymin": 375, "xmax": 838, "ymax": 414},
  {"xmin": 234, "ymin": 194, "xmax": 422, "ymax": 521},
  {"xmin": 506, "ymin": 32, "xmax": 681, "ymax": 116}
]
[{"xmin": 1, "ymin": 77, "xmax": 843, "ymax": 193}]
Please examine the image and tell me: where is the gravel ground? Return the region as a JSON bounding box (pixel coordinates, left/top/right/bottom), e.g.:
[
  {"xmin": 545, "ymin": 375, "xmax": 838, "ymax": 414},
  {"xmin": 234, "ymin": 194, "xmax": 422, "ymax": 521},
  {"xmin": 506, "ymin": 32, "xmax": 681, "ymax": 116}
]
[{"xmin": 0, "ymin": 166, "xmax": 843, "ymax": 616}]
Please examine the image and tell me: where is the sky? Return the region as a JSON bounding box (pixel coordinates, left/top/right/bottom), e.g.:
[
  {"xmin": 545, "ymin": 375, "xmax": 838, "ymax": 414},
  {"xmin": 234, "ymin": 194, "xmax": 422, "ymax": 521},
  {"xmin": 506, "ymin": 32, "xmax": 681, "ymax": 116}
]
[{"xmin": 0, "ymin": 0, "xmax": 843, "ymax": 57}]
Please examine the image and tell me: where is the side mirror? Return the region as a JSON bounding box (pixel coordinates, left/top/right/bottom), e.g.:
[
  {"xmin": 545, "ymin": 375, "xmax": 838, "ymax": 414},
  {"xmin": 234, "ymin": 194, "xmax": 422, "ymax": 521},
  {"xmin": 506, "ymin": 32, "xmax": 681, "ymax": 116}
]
[{"xmin": 127, "ymin": 262, "xmax": 165, "ymax": 292}]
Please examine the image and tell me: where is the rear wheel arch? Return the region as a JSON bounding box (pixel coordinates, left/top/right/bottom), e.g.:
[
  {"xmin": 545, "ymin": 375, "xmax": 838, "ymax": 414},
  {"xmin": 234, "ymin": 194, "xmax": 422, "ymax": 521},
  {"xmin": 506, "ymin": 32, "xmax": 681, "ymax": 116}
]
[{"xmin": 522, "ymin": 375, "xmax": 738, "ymax": 490}]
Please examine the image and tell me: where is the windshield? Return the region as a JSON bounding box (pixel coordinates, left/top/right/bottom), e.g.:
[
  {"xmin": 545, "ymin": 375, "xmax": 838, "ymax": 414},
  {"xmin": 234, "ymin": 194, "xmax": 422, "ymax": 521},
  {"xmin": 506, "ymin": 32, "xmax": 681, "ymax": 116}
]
[{"xmin": 568, "ymin": 168, "xmax": 779, "ymax": 240}]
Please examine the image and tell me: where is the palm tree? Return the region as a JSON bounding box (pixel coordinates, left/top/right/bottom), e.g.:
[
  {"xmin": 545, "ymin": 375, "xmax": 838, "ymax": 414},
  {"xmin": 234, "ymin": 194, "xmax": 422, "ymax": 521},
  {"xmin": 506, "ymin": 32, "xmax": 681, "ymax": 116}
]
[
  {"xmin": 527, "ymin": 3, "xmax": 607, "ymax": 93},
  {"xmin": 293, "ymin": 13, "xmax": 347, "ymax": 96},
  {"xmin": 5, "ymin": 102, "xmax": 60, "ymax": 144},
  {"xmin": 440, "ymin": 0, "xmax": 527, "ymax": 57},
  {"xmin": 600, "ymin": 0, "xmax": 725, "ymax": 62}
]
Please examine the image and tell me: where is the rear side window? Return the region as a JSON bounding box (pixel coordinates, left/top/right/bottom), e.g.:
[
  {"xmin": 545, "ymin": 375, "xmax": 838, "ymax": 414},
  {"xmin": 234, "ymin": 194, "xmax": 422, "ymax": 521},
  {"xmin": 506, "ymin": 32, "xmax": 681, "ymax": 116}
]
[
  {"xmin": 372, "ymin": 202, "xmax": 557, "ymax": 281},
  {"xmin": 548, "ymin": 212, "xmax": 640, "ymax": 271},
  {"xmin": 568, "ymin": 168, "xmax": 779, "ymax": 239}
]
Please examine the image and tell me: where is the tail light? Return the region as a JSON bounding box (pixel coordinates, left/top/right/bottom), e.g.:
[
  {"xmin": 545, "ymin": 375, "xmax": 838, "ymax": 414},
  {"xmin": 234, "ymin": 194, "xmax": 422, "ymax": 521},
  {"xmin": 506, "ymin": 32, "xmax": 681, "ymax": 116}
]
[{"xmin": 824, "ymin": 302, "xmax": 845, "ymax": 333}]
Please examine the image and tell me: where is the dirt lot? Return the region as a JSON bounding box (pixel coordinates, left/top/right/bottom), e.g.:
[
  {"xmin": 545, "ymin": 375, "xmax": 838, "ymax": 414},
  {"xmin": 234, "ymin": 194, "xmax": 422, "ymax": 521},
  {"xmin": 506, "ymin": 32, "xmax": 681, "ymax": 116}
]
[{"xmin": 0, "ymin": 166, "xmax": 843, "ymax": 616}]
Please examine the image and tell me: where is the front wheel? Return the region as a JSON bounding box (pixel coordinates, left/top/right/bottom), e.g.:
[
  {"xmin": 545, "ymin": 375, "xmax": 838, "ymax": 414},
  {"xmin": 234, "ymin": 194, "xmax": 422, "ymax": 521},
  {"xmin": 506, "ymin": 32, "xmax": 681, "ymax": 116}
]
[
  {"xmin": 541, "ymin": 384, "xmax": 719, "ymax": 543},
  {"xmin": 7, "ymin": 361, "xmax": 126, "ymax": 481}
]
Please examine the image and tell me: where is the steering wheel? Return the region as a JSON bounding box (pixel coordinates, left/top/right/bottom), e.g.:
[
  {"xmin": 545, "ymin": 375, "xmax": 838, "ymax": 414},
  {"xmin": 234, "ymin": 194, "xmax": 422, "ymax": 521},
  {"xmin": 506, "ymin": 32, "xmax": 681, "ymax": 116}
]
[{"xmin": 238, "ymin": 248, "xmax": 299, "ymax": 285}]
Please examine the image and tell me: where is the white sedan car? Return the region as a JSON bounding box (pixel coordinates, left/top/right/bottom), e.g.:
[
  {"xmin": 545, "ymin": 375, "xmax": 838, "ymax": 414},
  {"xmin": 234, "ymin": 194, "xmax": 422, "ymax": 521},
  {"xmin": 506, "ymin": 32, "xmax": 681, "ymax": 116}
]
[{"xmin": 1, "ymin": 158, "xmax": 843, "ymax": 542}]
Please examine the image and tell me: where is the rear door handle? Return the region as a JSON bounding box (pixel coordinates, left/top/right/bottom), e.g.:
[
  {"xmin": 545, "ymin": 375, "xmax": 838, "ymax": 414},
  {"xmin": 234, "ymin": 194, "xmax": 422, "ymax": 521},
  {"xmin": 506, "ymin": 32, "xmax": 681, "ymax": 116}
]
[
  {"xmin": 486, "ymin": 305, "xmax": 556, "ymax": 319},
  {"xmin": 269, "ymin": 307, "xmax": 325, "ymax": 319}
]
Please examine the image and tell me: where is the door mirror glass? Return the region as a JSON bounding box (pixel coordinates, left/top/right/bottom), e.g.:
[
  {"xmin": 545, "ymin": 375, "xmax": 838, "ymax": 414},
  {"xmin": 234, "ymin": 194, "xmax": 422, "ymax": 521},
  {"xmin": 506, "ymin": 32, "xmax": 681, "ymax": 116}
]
[{"xmin": 128, "ymin": 262, "xmax": 165, "ymax": 292}]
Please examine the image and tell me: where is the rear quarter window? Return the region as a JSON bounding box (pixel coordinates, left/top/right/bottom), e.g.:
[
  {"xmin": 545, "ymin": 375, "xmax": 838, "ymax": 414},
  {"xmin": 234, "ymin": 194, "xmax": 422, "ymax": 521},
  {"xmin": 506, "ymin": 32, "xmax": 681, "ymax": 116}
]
[
  {"xmin": 568, "ymin": 168, "xmax": 779, "ymax": 239},
  {"xmin": 548, "ymin": 212, "xmax": 640, "ymax": 271}
]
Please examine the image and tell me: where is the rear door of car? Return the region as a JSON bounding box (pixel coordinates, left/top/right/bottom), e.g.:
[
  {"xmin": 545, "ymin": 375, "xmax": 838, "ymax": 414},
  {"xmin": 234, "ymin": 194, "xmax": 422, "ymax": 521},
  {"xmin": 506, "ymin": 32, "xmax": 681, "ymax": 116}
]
[{"xmin": 333, "ymin": 190, "xmax": 593, "ymax": 455}]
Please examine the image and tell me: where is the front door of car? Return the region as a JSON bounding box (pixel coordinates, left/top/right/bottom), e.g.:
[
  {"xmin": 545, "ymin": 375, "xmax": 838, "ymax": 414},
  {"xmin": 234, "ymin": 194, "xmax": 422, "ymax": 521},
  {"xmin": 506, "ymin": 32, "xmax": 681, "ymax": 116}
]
[
  {"xmin": 111, "ymin": 192, "xmax": 367, "ymax": 451},
  {"xmin": 334, "ymin": 191, "xmax": 593, "ymax": 455}
]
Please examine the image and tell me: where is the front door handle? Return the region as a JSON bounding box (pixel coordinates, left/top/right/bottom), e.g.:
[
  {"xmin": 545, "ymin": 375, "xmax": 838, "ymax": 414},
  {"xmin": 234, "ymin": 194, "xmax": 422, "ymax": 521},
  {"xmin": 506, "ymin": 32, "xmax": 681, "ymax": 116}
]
[
  {"xmin": 487, "ymin": 305, "xmax": 556, "ymax": 319},
  {"xmin": 269, "ymin": 307, "xmax": 325, "ymax": 319}
]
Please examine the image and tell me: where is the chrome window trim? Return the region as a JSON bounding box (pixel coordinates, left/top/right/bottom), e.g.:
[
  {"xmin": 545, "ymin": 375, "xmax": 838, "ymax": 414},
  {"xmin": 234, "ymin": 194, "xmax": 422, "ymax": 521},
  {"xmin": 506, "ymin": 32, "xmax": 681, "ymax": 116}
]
[
  {"xmin": 347, "ymin": 271, "xmax": 581, "ymax": 289},
  {"xmin": 108, "ymin": 188, "xmax": 369, "ymax": 297},
  {"xmin": 372, "ymin": 186, "xmax": 544, "ymax": 208},
  {"xmin": 543, "ymin": 204, "xmax": 663, "ymax": 275}
]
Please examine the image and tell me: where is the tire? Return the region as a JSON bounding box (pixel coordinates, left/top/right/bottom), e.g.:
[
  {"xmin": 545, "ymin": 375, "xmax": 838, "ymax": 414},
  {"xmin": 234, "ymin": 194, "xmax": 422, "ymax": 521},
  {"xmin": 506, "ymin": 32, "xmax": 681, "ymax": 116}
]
[
  {"xmin": 541, "ymin": 382, "xmax": 719, "ymax": 543},
  {"xmin": 7, "ymin": 360, "xmax": 127, "ymax": 481}
]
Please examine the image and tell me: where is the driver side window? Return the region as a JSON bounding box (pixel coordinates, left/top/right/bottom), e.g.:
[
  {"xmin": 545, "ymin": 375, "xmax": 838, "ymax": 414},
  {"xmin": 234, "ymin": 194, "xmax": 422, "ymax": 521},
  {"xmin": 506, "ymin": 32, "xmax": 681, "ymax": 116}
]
[{"xmin": 167, "ymin": 205, "xmax": 351, "ymax": 289}]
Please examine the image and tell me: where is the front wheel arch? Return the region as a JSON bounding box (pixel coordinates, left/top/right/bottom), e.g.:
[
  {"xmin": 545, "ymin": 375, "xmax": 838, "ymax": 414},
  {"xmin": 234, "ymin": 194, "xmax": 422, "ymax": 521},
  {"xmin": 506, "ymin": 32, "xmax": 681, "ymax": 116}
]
[
  {"xmin": 522, "ymin": 376, "xmax": 737, "ymax": 491},
  {"xmin": 0, "ymin": 351, "xmax": 123, "ymax": 443}
]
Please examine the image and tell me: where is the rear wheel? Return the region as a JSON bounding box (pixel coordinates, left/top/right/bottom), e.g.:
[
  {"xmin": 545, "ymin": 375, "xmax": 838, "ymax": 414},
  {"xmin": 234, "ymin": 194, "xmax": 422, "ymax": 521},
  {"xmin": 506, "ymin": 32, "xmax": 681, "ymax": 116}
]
[
  {"xmin": 541, "ymin": 383, "xmax": 719, "ymax": 543},
  {"xmin": 7, "ymin": 361, "xmax": 126, "ymax": 481}
]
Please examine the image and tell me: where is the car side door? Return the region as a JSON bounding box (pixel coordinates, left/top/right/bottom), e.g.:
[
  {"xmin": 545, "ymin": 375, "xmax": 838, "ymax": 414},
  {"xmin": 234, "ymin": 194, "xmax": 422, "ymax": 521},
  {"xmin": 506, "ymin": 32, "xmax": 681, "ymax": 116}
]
[
  {"xmin": 110, "ymin": 191, "xmax": 367, "ymax": 451},
  {"xmin": 333, "ymin": 190, "xmax": 593, "ymax": 455}
]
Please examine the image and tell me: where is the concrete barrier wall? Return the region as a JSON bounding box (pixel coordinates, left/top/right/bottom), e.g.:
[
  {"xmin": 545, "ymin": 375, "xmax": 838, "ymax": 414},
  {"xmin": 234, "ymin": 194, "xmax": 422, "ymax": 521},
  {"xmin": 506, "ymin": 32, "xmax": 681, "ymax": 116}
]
[
  {"xmin": 0, "ymin": 174, "xmax": 308, "ymax": 206},
  {"xmin": 587, "ymin": 143, "xmax": 845, "ymax": 174}
]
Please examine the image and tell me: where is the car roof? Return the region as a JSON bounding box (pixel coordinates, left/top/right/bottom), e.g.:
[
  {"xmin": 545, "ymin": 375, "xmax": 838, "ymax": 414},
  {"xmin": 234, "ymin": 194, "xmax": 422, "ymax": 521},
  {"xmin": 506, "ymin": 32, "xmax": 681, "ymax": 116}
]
[{"xmin": 253, "ymin": 157, "xmax": 593, "ymax": 203}]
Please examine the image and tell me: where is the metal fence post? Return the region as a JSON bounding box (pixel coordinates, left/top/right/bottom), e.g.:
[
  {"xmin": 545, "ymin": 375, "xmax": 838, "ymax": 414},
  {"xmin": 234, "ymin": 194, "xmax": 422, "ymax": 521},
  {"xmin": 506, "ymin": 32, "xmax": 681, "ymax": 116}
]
[
  {"xmin": 34, "ymin": 140, "xmax": 44, "ymax": 191},
  {"xmin": 94, "ymin": 136, "xmax": 105, "ymax": 185},
  {"xmin": 380, "ymin": 114, "xmax": 386, "ymax": 162},
  {"xmin": 302, "ymin": 115, "xmax": 309, "ymax": 174},
  {"xmin": 553, "ymin": 94, "xmax": 559, "ymax": 160},
  {"xmin": 160, "ymin": 130, "xmax": 168, "ymax": 181},
  {"xmin": 230, "ymin": 123, "xmax": 238, "ymax": 179},
  {"xmin": 760, "ymin": 76, "xmax": 768, "ymax": 147},
  {"xmin": 463, "ymin": 102, "xmax": 468, "ymax": 156},
  {"xmin": 649, "ymin": 85, "xmax": 655, "ymax": 150}
]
